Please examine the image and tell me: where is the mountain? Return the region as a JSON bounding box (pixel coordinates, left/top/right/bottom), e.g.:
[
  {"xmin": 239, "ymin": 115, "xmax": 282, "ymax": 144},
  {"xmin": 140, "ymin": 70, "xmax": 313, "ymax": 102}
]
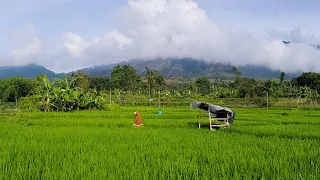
[
  {"xmin": 237, "ymin": 65, "xmax": 301, "ymax": 79},
  {"xmin": 0, "ymin": 64, "xmax": 63, "ymax": 79},
  {"xmin": 86, "ymin": 58, "xmax": 301, "ymax": 80},
  {"xmin": 0, "ymin": 40, "xmax": 315, "ymax": 80},
  {"xmin": 0, "ymin": 59, "xmax": 301, "ymax": 80}
]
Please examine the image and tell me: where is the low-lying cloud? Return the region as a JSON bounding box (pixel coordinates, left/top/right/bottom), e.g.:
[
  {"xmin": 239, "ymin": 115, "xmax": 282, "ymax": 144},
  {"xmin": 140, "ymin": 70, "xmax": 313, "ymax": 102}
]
[{"xmin": 2, "ymin": 0, "xmax": 320, "ymax": 73}]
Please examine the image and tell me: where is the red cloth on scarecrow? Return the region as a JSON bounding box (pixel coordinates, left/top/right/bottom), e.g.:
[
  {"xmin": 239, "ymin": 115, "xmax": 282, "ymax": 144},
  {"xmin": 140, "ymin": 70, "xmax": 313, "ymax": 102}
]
[{"xmin": 134, "ymin": 112, "xmax": 143, "ymax": 126}]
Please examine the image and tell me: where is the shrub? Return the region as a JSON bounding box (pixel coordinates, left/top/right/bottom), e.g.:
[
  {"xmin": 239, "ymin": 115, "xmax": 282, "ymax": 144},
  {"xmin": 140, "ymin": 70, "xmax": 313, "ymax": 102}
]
[{"xmin": 18, "ymin": 96, "xmax": 42, "ymax": 112}]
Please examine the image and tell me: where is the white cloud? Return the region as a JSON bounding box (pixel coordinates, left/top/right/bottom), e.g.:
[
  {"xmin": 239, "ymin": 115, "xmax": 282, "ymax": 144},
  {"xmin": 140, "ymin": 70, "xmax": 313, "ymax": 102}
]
[
  {"xmin": 2, "ymin": 0, "xmax": 320, "ymax": 73},
  {"xmin": 267, "ymin": 27, "xmax": 320, "ymax": 44},
  {"xmin": 63, "ymin": 32, "xmax": 89, "ymax": 57},
  {"xmin": 0, "ymin": 23, "xmax": 43, "ymax": 66},
  {"xmin": 11, "ymin": 37, "xmax": 42, "ymax": 60}
]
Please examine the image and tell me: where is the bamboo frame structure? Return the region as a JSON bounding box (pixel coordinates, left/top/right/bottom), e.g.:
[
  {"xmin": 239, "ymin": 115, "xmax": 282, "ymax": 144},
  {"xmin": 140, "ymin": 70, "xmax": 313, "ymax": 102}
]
[
  {"xmin": 192, "ymin": 101, "xmax": 235, "ymax": 131},
  {"xmin": 198, "ymin": 109, "xmax": 230, "ymax": 130}
]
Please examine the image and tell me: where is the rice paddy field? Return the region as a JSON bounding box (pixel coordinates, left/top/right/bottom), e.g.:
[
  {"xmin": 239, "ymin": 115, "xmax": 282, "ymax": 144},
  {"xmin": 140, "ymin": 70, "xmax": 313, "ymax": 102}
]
[{"xmin": 0, "ymin": 106, "xmax": 319, "ymax": 179}]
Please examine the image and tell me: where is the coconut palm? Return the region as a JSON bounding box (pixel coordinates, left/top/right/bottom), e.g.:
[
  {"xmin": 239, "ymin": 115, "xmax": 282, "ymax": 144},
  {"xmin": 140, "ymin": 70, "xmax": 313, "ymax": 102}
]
[{"xmin": 145, "ymin": 67, "xmax": 157, "ymax": 105}]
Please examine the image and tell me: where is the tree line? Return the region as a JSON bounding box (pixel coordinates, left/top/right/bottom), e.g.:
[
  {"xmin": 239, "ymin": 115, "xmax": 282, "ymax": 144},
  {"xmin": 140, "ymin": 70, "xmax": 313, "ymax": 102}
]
[{"xmin": 0, "ymin": 64, "xmax": 320, "ymax": 111}]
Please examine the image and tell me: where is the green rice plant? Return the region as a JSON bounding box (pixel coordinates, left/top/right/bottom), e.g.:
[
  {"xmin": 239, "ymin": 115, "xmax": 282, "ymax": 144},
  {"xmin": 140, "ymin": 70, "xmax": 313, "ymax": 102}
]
[{"xmin": 0, "ymin": 106, "xmax": 319, "ymax": 179}]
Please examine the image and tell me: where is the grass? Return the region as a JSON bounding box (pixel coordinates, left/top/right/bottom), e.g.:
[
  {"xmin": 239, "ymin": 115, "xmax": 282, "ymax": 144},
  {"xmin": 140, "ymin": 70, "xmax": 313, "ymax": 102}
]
[{"xmin": 0, "ymin": 106, "xmax": 320, "ymax": 179}]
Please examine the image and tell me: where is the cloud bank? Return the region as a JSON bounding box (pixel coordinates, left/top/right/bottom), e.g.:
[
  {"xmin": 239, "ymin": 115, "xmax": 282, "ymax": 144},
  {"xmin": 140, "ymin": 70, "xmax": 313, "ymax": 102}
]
[{"xmin": 2, "ymin": 0, "xmax": 320, "ymax": 73}]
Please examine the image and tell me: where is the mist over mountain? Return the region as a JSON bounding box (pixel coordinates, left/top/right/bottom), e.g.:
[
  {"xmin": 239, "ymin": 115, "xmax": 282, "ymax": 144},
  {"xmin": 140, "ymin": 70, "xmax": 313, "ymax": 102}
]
[
  {"xmin": 0, "ymin": 58, "xmax": 304, "ymax": 80},
  {"xmin": 85, "ymin": 58, "xmax": 301, "ymax": 80}
]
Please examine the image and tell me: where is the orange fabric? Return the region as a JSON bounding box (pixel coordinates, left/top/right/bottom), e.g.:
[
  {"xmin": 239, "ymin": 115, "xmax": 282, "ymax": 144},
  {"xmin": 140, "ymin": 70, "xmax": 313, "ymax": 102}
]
[{"xmin": 134, "ymin": 112, "xmax": 143, "ymax": 126}]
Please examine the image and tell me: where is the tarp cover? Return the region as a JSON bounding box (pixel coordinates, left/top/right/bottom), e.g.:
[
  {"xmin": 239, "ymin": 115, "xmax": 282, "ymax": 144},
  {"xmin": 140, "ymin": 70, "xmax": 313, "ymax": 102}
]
[{"xmin": 190, "ymin": 101, "xmax": 236, "ymax": 124}]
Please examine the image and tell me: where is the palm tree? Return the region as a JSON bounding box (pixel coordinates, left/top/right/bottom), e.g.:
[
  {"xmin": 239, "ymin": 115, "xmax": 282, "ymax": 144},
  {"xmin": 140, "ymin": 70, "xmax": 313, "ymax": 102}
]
[{"xmin": 145, "ymin": 67, "xmax": 155, "ymax": 105}]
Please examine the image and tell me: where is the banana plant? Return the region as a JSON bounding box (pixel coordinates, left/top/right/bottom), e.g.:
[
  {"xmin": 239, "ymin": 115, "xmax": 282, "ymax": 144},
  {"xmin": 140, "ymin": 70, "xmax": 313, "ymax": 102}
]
[
  {"xmin": 35, "ymin": 74, "xmax": 54, "ymax": 112},
  {"xmin": 51, "ymin": 86, "xmax": 63, "ymax": 111},
  {"xmin": 33, "ymin": 72, "xmax": 109, "ymax": 112}
]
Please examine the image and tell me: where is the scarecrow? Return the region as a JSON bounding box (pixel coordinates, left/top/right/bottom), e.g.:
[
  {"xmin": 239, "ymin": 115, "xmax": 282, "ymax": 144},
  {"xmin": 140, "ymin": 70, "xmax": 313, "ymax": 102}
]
[{"xmin": 133, "ymin": 111, "xmax": 143, "ymax": 127}]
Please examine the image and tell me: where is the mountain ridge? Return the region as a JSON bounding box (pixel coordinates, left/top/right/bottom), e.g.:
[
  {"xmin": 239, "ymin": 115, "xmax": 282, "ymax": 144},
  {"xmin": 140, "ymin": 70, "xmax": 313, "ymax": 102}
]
[
  {"xmin": 0, "ymin": 40, "xmax": 315, "ymax": 80},
  {"xmin": 0, "ymin": 64, "xmax": 63, "ymax": 79},
  {"xmin": 0, "ymin": 59, "xmax": 302, "ymax": 80},
  {"xmin": 85, "ymin": 58, "xmax": 301, "ymax": 80}
]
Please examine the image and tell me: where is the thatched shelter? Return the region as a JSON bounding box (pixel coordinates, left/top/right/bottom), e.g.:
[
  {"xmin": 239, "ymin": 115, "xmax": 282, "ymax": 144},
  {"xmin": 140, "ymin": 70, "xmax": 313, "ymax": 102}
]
[{"xmin": 190, "ymin": 101, "xmax": 235, "ymax": 130}]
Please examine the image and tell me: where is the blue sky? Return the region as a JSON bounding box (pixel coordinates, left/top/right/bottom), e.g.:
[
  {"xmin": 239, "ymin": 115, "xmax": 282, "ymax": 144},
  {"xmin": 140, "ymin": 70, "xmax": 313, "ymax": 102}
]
[
  {"xmin": 1, "ymin": 0, "xmax": 320, "ymax": 72},
  {"xmin": 0, "ymin": 0, "xmax": 127, "ymax": 49}
]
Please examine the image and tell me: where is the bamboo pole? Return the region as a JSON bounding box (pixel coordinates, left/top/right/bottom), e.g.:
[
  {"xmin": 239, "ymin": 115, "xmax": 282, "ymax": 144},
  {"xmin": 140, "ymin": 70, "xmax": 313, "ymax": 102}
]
[
  {"xmin": 198, "ymin": 110, "xmax": 201, "ymax": 128},
  {"xmin": 158, "ymin": 89, "xmax": 160, "ymax": 109},
  {"xmin": 208, "ymin": 106, "xmax": 212, "ymax": 131},
  {"xmin": 267, "ymin": 91, "xmax": 269, "ymax": 110},
  {"xmin": 109, "ymin": 89, "xmax": 112, "ymax": 108}
]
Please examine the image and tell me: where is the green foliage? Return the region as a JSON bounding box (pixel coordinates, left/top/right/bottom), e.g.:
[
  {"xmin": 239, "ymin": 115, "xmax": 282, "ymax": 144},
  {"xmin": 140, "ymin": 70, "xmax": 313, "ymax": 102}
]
[
  {"xmin": 195, "ymin": 76, "xmax": 211, "ymax": 95},
  {"xmin": 153, "ymin": 71, "xmax": 165, "ymax": 90},
  {"xmin": 16, "ymin": 72, "xmax": 109, "ymax": 112},
  {"xmin": 296, "ymin": 72, "xmax": 320, "ymax": 92},
  {"xmin": 74, "ymin": 70, "xmax": 90, "ymax": 91},
  {"xmin": 280, "ymin": 72, "xmax": 285, "ymax": 84},
  {"xmin": 89, "ymin": 76, "xmax": 111, "ymax": 91},
  {"xmin": 18, "ymin": 95, "xmax": 42, "ymax": 112},
  {"xmin": 144, "ymin": 67, "xmax": 165, "ymax": 105},
  {"xmin": 0, "ymin": 77, "xmax": 35, "ymax": 102},
  {"xmin": 232, "ymin": 66, "xmax": 241, "ymax": 77},
  {"xmin": 0, "ymin": 102, "xmax": 17, "ymax": 111},
  {"xmin": 111, "ymin": 65, "xmax": 140, "ymax": 91},
  {"xmin": 1, "ymin": 65, "xmax": 320, "ymax": 108}
]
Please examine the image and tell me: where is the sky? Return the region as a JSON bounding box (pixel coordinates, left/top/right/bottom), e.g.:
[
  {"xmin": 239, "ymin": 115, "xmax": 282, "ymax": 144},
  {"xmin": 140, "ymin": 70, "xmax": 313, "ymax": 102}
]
[{"xmin": 1, "ymin": 0, "xmax": 320, "ymax": 73}]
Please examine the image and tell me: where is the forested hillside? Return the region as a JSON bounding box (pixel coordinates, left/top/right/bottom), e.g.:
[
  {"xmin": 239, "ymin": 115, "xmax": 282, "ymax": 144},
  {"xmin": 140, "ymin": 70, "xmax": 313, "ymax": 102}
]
[
  {"xmin": 86, "ymin": 59, "xmax": 301, "ymax": 80},
  {"xmin": 0, "ymin": 64, "xmax": 62, "ymax": 79},
  {"xmin": 0, "ymin": 59, "xmax": 300, "ymax": 80}
]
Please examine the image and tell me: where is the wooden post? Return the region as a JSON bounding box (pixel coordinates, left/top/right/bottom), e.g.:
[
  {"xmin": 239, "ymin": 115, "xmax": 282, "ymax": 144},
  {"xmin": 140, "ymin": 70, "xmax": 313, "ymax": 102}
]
[
  {"xmin": 119, "ymin": 91, "xmax": 121, "ymax": 105},
  {"xmin": 109, "ymin": 89, "xmax": 112, "ymax": 108},
  {"xmin": 148, "ymin": 84, "xmax": 151, "ymax": 106},
  {"xmin": 267, "ymin": 91, "xmax": 269, "ymax": 110},
  {"xmin": 225, "ymin": 113, "xmax": 228, "ymax": 124},
  {"xmin": 158, "ymin": 90, "xmax": 160, "ymax": 109},
  {"xmin": 208, "ymin": 106, "xmax": 212, "ymax": 130},
  {"xmin": 198, "ymin": 110, "xmax": 201, "ymax": 128},
  {"xmin": 133, "ymin": 91, "xmax": 135, "ymax": 106}
]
